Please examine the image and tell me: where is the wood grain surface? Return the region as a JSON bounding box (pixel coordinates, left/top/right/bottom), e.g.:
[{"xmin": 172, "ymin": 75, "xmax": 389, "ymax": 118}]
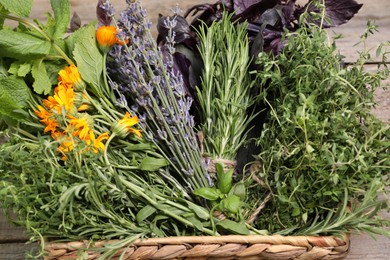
[{"xmin": 1, "ymin": 0, "xmax": 389, "ymax": 259}]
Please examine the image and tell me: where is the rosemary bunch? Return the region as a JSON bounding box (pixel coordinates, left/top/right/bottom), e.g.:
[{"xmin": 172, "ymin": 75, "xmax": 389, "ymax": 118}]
[{"xmin": 196, "ymin": 13, "xmax": 256, "ymax": 163}]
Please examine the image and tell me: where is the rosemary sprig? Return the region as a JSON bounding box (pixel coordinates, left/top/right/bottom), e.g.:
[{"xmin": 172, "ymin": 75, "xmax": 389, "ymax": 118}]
[{"xmin": 196, "ymin": 13, "xmax": 257, "ymax": 161}]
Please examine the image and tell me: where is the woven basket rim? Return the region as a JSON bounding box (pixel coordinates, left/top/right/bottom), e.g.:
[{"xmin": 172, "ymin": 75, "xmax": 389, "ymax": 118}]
[{"xmin": 44, "ymin": 233, "xmax": 350, "ymax": 260}]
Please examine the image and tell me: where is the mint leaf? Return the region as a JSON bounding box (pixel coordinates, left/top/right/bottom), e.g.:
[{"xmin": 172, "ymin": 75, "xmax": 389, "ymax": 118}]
[
  {"xmin": 8, "ymin": 61, "xmax": 31, "ymax": 77},
  {"xmin": 0, "ymin": 76, "xmax": 30, "ymax": 119},
  {"xmin": 73, "ymin": 25, "xmax": 103, "ymax": 88},
  {"xmin": 0, "ymin": 29, "xmax": 50, "ymax": 60},
  {"xmin": 0, "ymin": 0, "xmax": 32, "ymax": 17},
  {"xmin": 65, "ymin": 21, "xmax": 97, "ymax": 54},
  {"xmin": 50, "ymin": 0, "xmax": 70, "ymax": 39},
  {"xmin": 31, "ymin": 60, "xmax": 52, "ymax": 95}
]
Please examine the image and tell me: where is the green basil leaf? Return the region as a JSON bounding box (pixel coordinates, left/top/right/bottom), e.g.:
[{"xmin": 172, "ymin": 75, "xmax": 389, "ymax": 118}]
[
  {"xmin": 216, "ymin": 162, "xmax": 233, "ymax": 194},
  {"xmin": 139, "ymin": 156, "xmax": 169, "ymax": 171},
  {"xmin": 136, "ymin": 205, "xmax": 156, "ymax": 224},
  {"xmin": 0, "ymin": 29, "xmax": 50, "ymax": 60},
  {"xmin": 219, "ymin": 195, "xmax": 241, "ymax": 214},
  {"xmin": 216, "ymin": 219, "xmax": 250, "ymax": 235},
  {"xmin": 73, "ymin": 25, "xmax": 103, "ymax": 88},
  {"xmin": 0, "ymin": 0, "xmax": 32, "ymax": 17},
  {"xmin": 193, "ymin": 187, "xmax": 221, "ymax": 201},
  {"xmin": 50, "ymin": 0, "xmax": 70, "ymax": 39},
  {"xmin": 229, "ymin": 182, "xmax": 246, "ymax": 200}
]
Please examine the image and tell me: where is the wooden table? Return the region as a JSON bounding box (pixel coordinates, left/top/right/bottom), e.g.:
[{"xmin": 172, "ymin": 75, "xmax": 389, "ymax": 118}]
[{"xmin": 1, "ymin": 0, "xmax": 389, "ymax": 259}]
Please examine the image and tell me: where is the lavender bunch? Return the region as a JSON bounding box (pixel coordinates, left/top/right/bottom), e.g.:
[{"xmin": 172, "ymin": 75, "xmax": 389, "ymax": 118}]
[{"xmin": 106, "ymin": 1, "xmax": 210, "ymax": 191}]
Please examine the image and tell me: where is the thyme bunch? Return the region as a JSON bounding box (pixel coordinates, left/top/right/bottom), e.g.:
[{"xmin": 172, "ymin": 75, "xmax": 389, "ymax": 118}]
[{"xmin": 253, "ymin": 24, "xmax": 390, "ymax": 235}]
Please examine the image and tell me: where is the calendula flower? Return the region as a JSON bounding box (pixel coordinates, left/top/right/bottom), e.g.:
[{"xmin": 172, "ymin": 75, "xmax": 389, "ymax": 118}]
[
  {"xmin": 67, "ymin": 114, "xmax": 94, "ymax": 140},
  {"xmin": 86, "ymin": 131, "xmax": 110, "ymax": 153},
  {"xmin": 96, "ymin": 26, "xmax": 128, "ymax": 52},
  {"xmin": 112, "ymin": 112, "xmax": 142, "ymax": 138},
  {"xmin": 43, "ymin": 83, "xmax": 75, "ymax": 115},
  {"xmin": 58, "ymin": 64, "xmax": 85, "ymax": 91},
  {"xmin": 34, "ymin": 105, "xmax": 59, "ymax": 133},
  {"xmin": 57, "ymin": 137, "xmax": 76, "ymax": 161}
]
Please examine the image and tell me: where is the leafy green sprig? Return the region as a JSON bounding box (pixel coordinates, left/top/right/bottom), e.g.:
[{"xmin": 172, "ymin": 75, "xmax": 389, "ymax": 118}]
[
  {"xmin": 253, "ymin": 24, "xmax": 390, "ymax": 236},
  {"xmin": 196, "ymin": 13, "xmax": 257, "ymax": 162}
]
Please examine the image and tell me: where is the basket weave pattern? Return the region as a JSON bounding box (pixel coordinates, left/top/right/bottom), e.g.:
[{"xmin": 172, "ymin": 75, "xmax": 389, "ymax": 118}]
[{"xmin": 44, "ymin": 234, "xmax": 350, "ymax": 259}]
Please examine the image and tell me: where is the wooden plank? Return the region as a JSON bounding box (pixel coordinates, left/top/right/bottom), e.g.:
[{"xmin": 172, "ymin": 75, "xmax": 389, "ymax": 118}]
[
  {"xmin": 0, "ymin": 209, "xmax": 29, "ymax": 242},
  {"xmin": 0, "ymin": 243, "xmax": 39, "ymax": 260}
]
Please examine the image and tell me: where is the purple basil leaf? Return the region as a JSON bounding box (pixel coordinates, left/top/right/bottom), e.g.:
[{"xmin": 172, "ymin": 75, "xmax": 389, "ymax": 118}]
[
  {"xmin": 232, "ymin": 0, "xmax": 279, "ymax": 23},
  {"xmin": 234, "ymin": 0, "xmax": 264, "ymax": 15},
  {"xmin": 96, "ymin": 0, "xmax": 112, "ymax": 26},
  {"xmin": 298, "ymin": 0, "xmax": 363, "ymax": 28},
  {"xmin": 68, "ymin": 12, "xmax": 81, "ymax": 33},
  {"xmin": 157, "ymin": 14, "xmax": 195, "ymax": 45}
]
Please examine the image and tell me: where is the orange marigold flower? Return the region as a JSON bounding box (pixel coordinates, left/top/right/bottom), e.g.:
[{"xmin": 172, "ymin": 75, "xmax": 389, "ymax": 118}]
[
  {"xmin": 86, "ymin": 132, "xmax": 110, "ymax": 153},
  {"xmin": 112, "ymin": 112, "xmax": 142, "ymax": 138},
  {"xmin": 67, "ymin": 114, "xmax": 94, "ymax": 140},
  {"xmin": 34, "ymin": 105, "xmax": 58, "ymax": 133},
  {"xmin": 96, "ymin": 26, "xmax": 128, "ymax": 52},
  {"xmin": 44, "ymin": 83, "xmax": 75, "ymax": 114},
  {"xmin": 58, "ymin": 64, "xmax": 84, "ymax": 90},
  {"xmin": 34, "ymin": 105, "xmax": 51, "ymax": 120}
]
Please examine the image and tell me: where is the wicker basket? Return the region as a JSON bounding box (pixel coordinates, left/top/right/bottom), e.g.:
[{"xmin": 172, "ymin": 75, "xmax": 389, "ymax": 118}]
[{"xmin": 44, "ymin": 234, "xmax": 350, "ymax": 259}]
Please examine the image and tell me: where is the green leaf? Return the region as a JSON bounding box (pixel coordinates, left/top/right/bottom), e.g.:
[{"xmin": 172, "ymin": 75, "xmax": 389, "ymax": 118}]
[
  {"xmin": 0, "ymin": 29, "xmax": 50, "ymax": 60},
  {"xmin": 216, "ymin": 219, "xmax": 250, "ymax": 235},
  {"xmin": 193, "ymin": 187, "xmax": 222, "ymax": 201},
  {"xmin": 0, "ymin": 76, "xmax": 30, "ymax": 107},
  {"xmin": 136, "ymin": 205, "xmax": 156, "ymax": 224},
  {"xmin": 50, "ymin": 0, "xmax": 70, "ymax": 39},
  {"xmin": 8, "ymin": 62, "xmax": 31, "ymax": 77},
  {"xmin": 186, "ymin": 202, "xmax": 210, "ymax": 220},
  {"xmin": 139, "ymin": 156, "xmax": 169, "ymax": 171},
  {"xmin": 65, "ymin": 21, "xmax": 97, "ymax": 55},
  {"xmin": 216, "ymin": 162, "xmax": 233, "ymax": 194},
  {"xmin": 219, "ymin": 195, "xmax": 241, "ymax": 214},
  {"xmin": 229, "ymin": 182, "xmax": 246, "ymax": 200},
  {"xmin": 0, "ymin": 0, "xmax": 32, "ymax": 17},
  {"xmin": 73, "ymin": 25, "xmax": 103, "ymax": 88},
  {"xmin": 187, "ymin": 216, "xmax": 204, "ymax": 231},
  {"xmin": 31, "ymin": 60, "xmax": 52, "ymax": 95},
  {"xmin": 0, "ymin": 76, "xmax": 30, "ymax": 119}
]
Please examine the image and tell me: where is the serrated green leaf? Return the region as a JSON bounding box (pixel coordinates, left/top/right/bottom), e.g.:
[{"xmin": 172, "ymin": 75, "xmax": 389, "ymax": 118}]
[
  {"xmin": 0, "ymin": 76, "xmax": 30, "ymax": 107},
  {"xmin": 193, "ymin": 187, "xmax": 221, "ymax": 201},
  {"xmin": 139, "ymin": 156, "xmax": 169, "ymax": 171},
  {"xmin": 216, "ymin": 219, "xmax": 250, "ymax": 235},
  {"xmin": 0, "ymin": 0, "xmax": 32, "ymax": 17},
  {"xmin": 8, "ymin": 61, "xmax": 31, "ymax": 77},
  {"xmin": 50, "ymin": 0, "xmax": 70, "ymax": 39},
  {"xmin": 31, "ymin": 60, "xmax": 52, "ymax": 95},
  {"xmin": 73, "ymin": 25, "xmax": 103, "ymax": 87},
  {"xmin": 65, "ymin": 21, "xmax": 98, "ymax": 54},
  {"xmin": 0, "ymin": 29, "xmax": 50, "ymax": 60},
  {"xmin": 136, "ymin": 205, "xmax": 156, "ymax": 224}
]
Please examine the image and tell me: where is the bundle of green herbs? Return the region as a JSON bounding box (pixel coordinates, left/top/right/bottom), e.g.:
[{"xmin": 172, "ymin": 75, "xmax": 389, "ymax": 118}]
[{"xmin": 0, "ymin": 0, "xmax": 389, "ymax": 258}]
